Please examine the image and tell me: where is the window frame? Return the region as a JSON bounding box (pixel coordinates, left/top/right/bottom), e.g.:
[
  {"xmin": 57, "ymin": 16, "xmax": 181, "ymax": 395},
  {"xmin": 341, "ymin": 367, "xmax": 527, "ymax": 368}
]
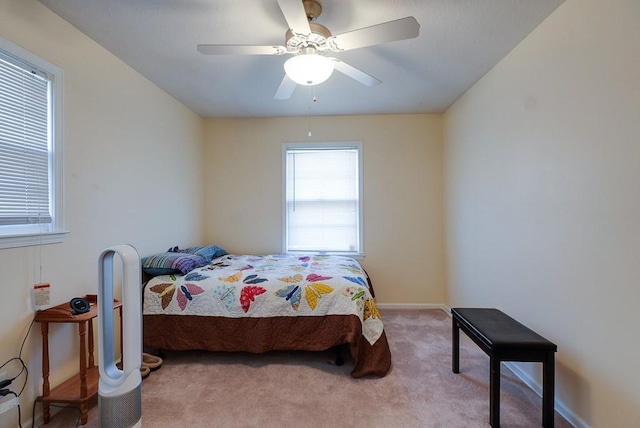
[
  {"xmin": 0, "ymin": 37, "xmax": 66, "ymax": 250},
  {"xmin": 281, "ymin": 141, "xmax": 364, "ymax": 259}
]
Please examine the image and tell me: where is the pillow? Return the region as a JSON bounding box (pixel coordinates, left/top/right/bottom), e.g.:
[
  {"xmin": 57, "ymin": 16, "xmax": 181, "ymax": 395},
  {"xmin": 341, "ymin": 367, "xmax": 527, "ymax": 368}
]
[
  {"xmin": 167, "ymin": 245, "xmax": 228, "ymax": 263},
  {"xmin": 181, "ymin": 245, "xmax": 228, "ymax": 262},
  {"xmin": 141, "ymin": 252, "xmax": 207, "ymax": 276}
]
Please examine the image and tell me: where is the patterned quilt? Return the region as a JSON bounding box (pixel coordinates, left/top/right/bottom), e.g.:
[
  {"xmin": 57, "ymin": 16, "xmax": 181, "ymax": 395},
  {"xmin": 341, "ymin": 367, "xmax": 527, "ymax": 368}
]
[{"xmin": 143, "ymin": 254, "xmax": 384, "ymax": 345}]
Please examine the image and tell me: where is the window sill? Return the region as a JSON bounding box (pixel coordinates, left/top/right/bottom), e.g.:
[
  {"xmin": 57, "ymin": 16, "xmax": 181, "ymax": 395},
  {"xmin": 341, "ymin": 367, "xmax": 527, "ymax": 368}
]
[
  {"xmin": 0, "ymin": 231, "xmax": 69, "ymax": 250},
  {"xmin": 286, "ymin": 251, "xmax": 365, "ymax": 261}
]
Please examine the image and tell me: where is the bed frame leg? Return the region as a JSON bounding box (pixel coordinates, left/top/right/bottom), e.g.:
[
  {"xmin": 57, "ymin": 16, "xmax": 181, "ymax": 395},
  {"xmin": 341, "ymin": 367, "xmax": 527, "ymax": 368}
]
[
  {"xmin": 145, "ymin": 348, "xmax": 165, "ymax": 359},
  {"xmin": 334, "ymin": 346, "xmax": 344, "ymax": 366}
]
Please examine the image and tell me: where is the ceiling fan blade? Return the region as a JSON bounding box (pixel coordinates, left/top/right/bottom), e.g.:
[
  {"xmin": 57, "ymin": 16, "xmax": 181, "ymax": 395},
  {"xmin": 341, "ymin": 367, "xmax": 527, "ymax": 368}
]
[
  {"xmin": 274, "ymin": 74, "xmax": 297, "ymax": 100},
  {"xmin": 276, "ymin": 0, "xmax": 312, "ymax": 35},
  {"xmin": 197, "ymin": 44, "xmax": 286, "ymax": 55},
  {"xmin": 330, "ymin": 16, "xmax": 420, "ymax": 51},
  {"xmin": 330, "ymin": 58, "xmax": 381, "ymax": 86}
]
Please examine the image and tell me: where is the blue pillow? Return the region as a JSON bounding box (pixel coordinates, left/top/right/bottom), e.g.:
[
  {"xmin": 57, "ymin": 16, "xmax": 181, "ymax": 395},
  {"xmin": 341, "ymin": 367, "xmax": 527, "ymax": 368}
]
[
  {"xmin": 141, "ymin": 252, "xmax": 207, "ymax": 276},
  {"xmin": 182, "ymin": 245, "xmax": 228, "ymax": 262}
]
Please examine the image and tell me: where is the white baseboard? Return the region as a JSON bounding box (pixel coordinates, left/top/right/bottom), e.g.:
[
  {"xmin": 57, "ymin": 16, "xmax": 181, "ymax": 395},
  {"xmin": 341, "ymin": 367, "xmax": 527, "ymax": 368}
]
[
  {"xmin": 377, "ymin": 303, "xmax": 449, "ymax": 313},
  {"xmin": 504, "ymin": 362, "xmax": 589, "ymax": 428}
]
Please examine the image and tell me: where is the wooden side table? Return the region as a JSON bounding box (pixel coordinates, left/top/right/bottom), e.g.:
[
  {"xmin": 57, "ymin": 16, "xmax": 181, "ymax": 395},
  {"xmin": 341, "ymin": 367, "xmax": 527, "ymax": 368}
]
[{"xmin": 35, "ymin": 295, "xmax": 122, "ymax": 425}]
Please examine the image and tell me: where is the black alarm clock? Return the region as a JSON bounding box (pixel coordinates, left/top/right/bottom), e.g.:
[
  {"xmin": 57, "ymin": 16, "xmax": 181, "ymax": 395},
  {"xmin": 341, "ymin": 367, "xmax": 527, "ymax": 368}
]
[{"xmin": 69, "ymin": 297, "xmax": 90, "ymax": 315}]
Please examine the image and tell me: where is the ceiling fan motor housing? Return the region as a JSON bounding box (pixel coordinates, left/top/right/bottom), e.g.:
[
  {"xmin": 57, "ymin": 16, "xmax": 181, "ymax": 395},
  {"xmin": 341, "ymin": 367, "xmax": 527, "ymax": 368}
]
[
  {"xmin": 303, "ymin": 0, "xmax": 322, "ymax": 21},
  {"xmin": 285, "ymin": 22, "xmax": 332, "ymax": 52}
]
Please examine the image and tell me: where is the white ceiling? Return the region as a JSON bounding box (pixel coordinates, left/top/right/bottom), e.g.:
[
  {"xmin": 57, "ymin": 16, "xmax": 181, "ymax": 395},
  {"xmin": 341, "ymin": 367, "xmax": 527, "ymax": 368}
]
[{"xmin": 39, "ymin": 0, "xmax": 565, "ymax": 118}]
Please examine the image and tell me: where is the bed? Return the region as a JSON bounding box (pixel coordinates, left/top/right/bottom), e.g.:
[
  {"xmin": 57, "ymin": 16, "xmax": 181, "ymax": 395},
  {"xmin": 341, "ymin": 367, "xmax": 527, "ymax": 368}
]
[{"xmin": 141, "ymin": 249, "xmax": 392, "ymax": 378}]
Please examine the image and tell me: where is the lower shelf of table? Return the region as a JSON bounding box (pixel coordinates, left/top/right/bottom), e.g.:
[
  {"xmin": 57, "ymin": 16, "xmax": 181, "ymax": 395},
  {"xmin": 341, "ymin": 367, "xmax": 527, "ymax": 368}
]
[{"xmin": 39, "ymin": 366, "xmax": 99, "ymax": 404}]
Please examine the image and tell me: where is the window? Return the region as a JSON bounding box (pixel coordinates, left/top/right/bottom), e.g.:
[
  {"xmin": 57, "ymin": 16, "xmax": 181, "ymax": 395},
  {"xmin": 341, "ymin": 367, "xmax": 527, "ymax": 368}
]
[
  {"xmin": 0, "ymin": 37, "xmax": 65, "ymax": 249},
  {"xmin": 283, "ymin": 142, "xmax": 363, "ymax": 258}
]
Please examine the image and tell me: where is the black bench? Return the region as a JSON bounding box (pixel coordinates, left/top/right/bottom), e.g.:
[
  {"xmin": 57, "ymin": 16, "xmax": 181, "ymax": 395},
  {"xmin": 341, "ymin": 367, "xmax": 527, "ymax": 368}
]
[{"xmin": 451, "ymin": 308, "xmax": 557, "ymax": 428}]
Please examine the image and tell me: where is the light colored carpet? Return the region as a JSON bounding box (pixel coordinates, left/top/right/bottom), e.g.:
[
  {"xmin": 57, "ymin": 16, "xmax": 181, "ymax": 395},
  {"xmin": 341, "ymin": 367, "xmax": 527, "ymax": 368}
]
[{"xmin": 39, "ymin": 309, "xmax": 571, "ymax": 427}]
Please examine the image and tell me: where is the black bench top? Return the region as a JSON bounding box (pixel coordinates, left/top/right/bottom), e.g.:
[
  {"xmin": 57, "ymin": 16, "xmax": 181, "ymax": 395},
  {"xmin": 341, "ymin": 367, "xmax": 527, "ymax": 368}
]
[{"xmin": 452, "ymin": 308, "xmax": 557, "ymax": 351}]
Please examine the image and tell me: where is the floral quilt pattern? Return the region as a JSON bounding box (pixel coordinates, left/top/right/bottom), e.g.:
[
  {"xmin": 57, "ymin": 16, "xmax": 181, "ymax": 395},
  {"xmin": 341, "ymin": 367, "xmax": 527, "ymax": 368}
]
[{"xmin": 143, "ymin": 254, "xmax": 384, "ymax": 345}]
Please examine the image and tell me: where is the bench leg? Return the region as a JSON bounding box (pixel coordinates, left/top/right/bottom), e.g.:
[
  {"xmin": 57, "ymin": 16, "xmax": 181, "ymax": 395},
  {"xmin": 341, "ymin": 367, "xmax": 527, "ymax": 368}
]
[
  {"xmin": 490, "ymin": 357, "xmax": 501, "ymax": 427},
  {"xmin": 452, "ymin": 318, "xmax": 460, "ymax": 373},
  {"xmin": 542, "ymin": 352, "xmax": 555, "ymax": 427}
]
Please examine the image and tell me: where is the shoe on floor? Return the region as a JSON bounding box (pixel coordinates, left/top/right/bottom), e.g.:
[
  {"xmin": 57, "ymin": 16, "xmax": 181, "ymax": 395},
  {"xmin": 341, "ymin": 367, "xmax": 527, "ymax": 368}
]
[
  {"xmin": 142, "ymin": 352, "xmax": 163, "ymax": 371},
  {"xmin": 140, "ymin": 365, "xmax": 151, "ymax": 380}
]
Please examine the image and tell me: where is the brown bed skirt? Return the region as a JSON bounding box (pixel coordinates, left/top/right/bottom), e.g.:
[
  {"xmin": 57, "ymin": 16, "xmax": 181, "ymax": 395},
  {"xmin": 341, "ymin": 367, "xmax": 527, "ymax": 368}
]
[{"xmin": 143, "ymin": 314, "xmax": 391, "ymax": 378}]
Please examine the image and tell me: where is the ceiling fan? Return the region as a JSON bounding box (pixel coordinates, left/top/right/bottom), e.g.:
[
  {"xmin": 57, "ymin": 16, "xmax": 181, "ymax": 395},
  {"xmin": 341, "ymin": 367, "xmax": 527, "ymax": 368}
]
[{"xmin": 197, "ymin": 0, "xmax": 420, "ymax": 100}]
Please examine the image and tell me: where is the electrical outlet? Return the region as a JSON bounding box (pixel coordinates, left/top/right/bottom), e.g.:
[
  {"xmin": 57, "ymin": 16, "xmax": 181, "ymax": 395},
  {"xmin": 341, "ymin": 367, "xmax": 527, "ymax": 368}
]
[{"xmin": 0, "ymin": 397, "xmax": 19, "ymax": 415}]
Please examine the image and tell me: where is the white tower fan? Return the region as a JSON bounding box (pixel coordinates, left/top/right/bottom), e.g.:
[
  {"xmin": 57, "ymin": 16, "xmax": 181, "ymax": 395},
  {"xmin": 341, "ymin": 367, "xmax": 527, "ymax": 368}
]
[{"xmin": 97, "ymin": 244, "xmax": 142, "ymax": 427}]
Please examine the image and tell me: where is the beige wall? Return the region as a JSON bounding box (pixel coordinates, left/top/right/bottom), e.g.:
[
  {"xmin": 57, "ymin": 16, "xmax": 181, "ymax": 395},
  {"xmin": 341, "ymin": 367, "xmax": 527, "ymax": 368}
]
[
  {"xmin": 444, "ymin": 0, "xmax": 640, "ymax": 426},
  {"xmin": 0, "ymin": 1, "xmax": 204, "ymax": 426},
  {"xmin": 204, "ymin": 115, "xmax": 446, "ymax": 304}
]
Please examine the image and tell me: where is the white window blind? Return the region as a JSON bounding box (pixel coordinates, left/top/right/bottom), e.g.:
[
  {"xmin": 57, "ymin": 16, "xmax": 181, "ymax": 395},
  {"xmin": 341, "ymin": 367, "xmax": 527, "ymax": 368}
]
[
  {"xmin": 284, "ymin": 143, "xmax": 363, "ymax": 256},
  {"xmin": 0, "ymin": 51, "xmax": 52, "ymax": 226},
  {"xmin": 0, "ymin": 37, "xmax": 64, "ymax": 249}
]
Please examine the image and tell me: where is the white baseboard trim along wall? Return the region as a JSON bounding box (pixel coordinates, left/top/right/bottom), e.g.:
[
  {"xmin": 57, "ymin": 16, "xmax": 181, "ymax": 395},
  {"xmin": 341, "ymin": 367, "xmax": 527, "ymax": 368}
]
[
  {"xmin": 377, "ymin": 303, "xmax": 449, "ymax": 312},
  {"xmin": 503, "ymin": 362, "xmax": 589, "ymax": 428}
]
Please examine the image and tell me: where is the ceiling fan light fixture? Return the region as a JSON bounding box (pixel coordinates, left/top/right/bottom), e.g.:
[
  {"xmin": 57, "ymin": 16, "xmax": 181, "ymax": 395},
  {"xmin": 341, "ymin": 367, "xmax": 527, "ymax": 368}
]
[{"xmin": 284, "ymin": 53, "xmax": 334, "ymax": 86}]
